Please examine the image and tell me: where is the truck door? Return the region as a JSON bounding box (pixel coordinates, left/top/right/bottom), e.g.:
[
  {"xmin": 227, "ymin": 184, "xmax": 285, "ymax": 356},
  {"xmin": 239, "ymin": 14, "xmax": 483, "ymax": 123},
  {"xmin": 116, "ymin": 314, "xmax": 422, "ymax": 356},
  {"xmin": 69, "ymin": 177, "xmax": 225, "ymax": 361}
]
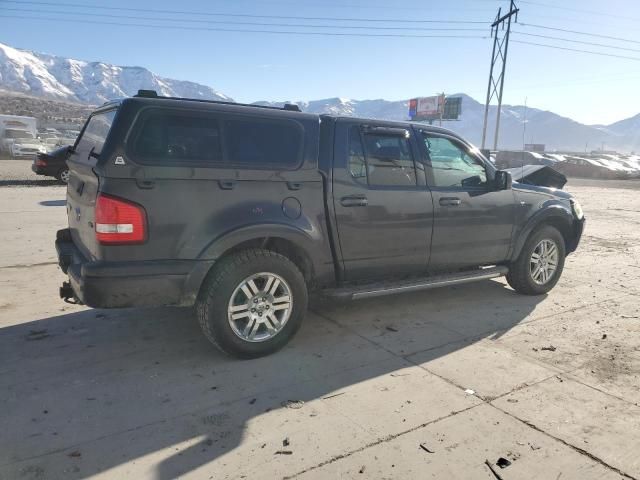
[
  {"xmin": 417, "ymin": 130, "xmax": 515, "ymax": 271},
  {"xmin": 332, "ymin": 121, "xmax": 434, "ymax": 281}
]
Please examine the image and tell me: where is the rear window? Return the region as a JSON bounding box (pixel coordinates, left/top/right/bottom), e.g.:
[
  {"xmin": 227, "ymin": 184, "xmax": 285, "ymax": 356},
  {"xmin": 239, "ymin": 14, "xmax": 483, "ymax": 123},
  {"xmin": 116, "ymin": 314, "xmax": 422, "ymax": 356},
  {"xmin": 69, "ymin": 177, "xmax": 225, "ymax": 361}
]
[
  {"xmin": 131, "ymin": 109, "xmax": 303, "ymax": 169},
  {"xmin": 74, "ymin": 110, "xmax": 117, "ymax": 161}
]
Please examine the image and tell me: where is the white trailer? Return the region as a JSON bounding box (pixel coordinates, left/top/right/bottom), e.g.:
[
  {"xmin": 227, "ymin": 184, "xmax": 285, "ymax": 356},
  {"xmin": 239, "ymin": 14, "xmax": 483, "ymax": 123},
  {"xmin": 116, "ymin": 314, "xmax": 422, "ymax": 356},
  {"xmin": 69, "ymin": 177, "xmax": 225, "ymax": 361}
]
[{"xmin": 0, "ymin": 115, "xmax": 38, "ymax": 155}]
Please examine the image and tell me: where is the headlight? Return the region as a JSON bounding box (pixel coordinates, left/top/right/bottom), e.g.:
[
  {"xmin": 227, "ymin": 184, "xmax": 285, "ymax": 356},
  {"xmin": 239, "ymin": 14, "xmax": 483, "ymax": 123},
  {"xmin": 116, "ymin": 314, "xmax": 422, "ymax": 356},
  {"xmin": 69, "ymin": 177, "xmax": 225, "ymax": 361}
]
[{"xmin": 571, "ymin": 199, "xmax": 584, "ymax": 220}]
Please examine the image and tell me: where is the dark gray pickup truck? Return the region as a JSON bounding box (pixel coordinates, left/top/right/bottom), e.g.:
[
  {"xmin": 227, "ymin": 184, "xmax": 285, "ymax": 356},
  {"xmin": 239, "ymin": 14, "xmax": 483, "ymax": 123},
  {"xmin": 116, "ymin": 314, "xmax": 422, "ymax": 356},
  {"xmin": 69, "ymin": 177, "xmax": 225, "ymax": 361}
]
[{"xmin": 56, "ymin": 90, "xmax": 585, "ymax": 358}]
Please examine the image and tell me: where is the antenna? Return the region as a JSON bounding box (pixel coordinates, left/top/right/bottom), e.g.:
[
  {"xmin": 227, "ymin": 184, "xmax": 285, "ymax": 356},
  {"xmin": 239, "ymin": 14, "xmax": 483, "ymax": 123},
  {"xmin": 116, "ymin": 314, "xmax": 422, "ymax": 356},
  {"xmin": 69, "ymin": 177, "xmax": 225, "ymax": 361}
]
[{"xmin": 522, "ymin": 96, "xmax": 527, "ymax": 180}]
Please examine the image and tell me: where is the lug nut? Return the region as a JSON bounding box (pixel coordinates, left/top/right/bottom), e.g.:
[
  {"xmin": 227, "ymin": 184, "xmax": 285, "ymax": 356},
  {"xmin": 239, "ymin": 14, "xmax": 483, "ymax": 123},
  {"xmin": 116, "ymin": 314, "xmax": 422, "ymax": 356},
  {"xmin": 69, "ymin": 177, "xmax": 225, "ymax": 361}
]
[
  {"xmin": 254, "ymin": 299, "xmax": 258, "ymax": 303},
  {"xmin": 265, "ymin": 305, "xmax": 270, "ymax": 309},
  {"xmin": 258, "ymin": 312, "xmax": 262, "ymax": 317},
  {"xmin": 251, "ymin": 308, "xmax": 255, "ymax": 313}
]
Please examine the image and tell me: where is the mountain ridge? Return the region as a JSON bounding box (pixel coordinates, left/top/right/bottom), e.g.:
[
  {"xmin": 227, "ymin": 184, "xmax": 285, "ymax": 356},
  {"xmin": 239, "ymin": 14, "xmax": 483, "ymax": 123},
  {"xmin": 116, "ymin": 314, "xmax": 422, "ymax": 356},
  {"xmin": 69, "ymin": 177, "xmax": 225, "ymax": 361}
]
[{"xmin": 1, "ymin": 42, "xmax": 638, "ymax": 152}]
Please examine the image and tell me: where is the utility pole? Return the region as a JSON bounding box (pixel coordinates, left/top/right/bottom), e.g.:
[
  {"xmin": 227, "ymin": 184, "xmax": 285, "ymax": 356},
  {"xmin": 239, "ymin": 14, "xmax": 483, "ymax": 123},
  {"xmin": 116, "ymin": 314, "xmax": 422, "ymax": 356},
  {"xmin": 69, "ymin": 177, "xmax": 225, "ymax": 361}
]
[{"xmin": 481, "ymin": 0, "xmax": 519, "ymax": 151}]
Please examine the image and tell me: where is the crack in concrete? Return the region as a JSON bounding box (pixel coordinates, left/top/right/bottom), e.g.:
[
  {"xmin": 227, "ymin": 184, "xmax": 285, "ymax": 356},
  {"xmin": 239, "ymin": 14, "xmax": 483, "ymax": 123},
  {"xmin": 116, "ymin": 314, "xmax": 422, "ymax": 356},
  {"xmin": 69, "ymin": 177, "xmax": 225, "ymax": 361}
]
[{"xmin": 492, "ymin": 405, "xmax": 638, "ymax": 480}]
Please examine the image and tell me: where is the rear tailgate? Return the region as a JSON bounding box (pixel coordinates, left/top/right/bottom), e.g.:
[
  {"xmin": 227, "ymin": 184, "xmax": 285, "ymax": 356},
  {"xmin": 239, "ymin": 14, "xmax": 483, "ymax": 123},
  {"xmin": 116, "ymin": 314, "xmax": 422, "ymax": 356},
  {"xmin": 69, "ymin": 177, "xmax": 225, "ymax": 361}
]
[{"xmin": 66, "ymin": 109, "xmax": 117, "ymax": 260}]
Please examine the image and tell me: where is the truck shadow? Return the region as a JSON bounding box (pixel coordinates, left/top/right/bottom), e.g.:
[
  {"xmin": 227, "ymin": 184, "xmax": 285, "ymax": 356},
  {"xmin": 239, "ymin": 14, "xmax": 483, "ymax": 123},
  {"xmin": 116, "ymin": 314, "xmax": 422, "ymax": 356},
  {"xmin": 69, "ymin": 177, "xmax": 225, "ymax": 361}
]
[{"xmin": 0, "ymin": 279, "xmax": 544, "ymax": 479}]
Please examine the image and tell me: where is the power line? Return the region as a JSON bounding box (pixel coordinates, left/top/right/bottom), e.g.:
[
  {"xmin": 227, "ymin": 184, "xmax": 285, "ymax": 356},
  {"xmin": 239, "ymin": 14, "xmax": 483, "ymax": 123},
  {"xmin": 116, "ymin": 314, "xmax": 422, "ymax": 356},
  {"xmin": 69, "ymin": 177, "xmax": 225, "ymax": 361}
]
[
  {"xmin": 512, "ymin": 40, "xmax": 640, "ymax": 62},
  {"xmin": 0, "ymin": 14, "xmax": 490, "ymax": 39},
  {"xmin": 0, "ymin": 7, "xmax": 489, "ymax": 31},
  {"xmin": 0, "ymin": 0, "xmax": 490, "ymax": 24},
  {"xmin": 518, "ymin": 0, "xmax": 640, "ymax": 23},
  {"xmin": 512, "ymin": 31, "xmax": 640, "ymax": 54},
  {"xmin": 518, "ymin": 23, "xmax": 640, "ymax": 46}
]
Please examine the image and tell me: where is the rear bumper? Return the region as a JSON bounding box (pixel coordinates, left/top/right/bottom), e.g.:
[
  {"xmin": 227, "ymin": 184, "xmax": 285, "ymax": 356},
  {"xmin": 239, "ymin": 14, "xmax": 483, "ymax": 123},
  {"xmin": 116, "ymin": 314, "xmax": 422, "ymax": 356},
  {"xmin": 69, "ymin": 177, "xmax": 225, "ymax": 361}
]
[
  {"xmin": 31, "ymin": 164, "xmax": 54, "ymax": 176},
  {"xmin": 55, "ymin": 229, "xmax": 211, "ymax": 308}
]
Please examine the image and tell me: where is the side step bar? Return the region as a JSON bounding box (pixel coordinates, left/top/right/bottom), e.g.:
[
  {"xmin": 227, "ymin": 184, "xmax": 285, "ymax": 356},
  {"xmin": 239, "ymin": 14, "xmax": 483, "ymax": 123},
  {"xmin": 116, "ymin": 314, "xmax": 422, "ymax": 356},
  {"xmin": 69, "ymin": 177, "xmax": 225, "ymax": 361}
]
[{"xmin": 324, "ymin": 266, "xmax": 509, "ymax": 301}]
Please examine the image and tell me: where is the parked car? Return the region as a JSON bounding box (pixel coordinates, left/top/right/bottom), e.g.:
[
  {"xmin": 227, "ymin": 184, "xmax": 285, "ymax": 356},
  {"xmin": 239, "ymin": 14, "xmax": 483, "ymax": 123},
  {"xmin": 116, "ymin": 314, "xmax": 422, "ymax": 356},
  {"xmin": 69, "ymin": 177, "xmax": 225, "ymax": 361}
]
[
  {"xmin": 32, "ymin": 145, "xmax": 72, "ymax": 183},
  {"xmin": 55, "ymin": 90, "xmax": 585, "ymax": 358},
  {"xmin": 10, "ymin": 136, "xmax": 47, "ymax": 159}
]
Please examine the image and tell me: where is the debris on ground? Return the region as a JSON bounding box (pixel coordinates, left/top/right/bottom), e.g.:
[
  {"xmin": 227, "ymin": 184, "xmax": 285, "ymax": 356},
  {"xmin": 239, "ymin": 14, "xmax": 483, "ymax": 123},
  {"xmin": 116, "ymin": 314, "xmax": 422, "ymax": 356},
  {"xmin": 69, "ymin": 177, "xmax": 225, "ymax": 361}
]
[
  {"xmin": 464, "ymin": 389, "xmax": 475, "ymax": 395},
  {"xmin": 419, "ymin": 443, "xmax": 434, "ymax": 453},
  {"xmin": 358, "ymin": 465, "xmax": 366, "ymax": 474},
  {"xmin": 496, "ymin": 457, "xmax": 512, "ymax": 468},
  {"xmin": 67, "ymin": 451, "xmax": 81, "ymax": 458},
  {"xmin": 281, "ymin": 400, "xmax": 304, "ymax": 409},
  {"xmin": 602, "ymin": 333, "xmax": 608, "ymax": 339},
  {"xmin": 249, "ymin": 398, "xmax": 256, "ymax": 405},
  {"xmin": 540, "ymin": 345, "xmax": 557, "ymax": 352},
  {"xmin": 274, "ymin": 450, "xmax": 293, "ymax": 455},
  {"xmin": 484, "ymin": 459, "xmax": 505, "ymax": 480},
  {"xmin": 385, "ymin": 326, "xmax": 398, "ymax": 332},
  {"xmin": 26, "ymin": 329, "xmax": 49, "ymax": 341},
  {"xmin": 323, "ymin": 392, "xmax": 345, "ymax": 400},
  {"xmin": 282, "ymin": 437, "xmax": 290, "ymax": 447}
]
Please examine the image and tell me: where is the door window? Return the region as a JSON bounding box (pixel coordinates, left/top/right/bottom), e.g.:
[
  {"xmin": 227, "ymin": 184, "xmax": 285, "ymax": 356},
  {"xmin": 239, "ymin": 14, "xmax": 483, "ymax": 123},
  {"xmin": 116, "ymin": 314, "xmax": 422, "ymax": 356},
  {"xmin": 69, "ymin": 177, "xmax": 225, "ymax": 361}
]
[
  {"xmin": 347, "ymin": 126, "xmax": 416, "ymax": 187},
  {"xmin": 422, "ymin": 134, "xmax": 487, "ymax": 188}
]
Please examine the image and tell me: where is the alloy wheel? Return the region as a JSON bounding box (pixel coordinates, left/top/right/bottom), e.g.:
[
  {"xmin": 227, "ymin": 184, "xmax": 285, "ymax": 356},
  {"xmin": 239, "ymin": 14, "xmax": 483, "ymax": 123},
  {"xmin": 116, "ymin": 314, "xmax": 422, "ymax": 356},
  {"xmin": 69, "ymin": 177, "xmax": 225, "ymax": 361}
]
[{"xmin": 227, "ymin": 272, "xmax": 293, "ymax": 342}]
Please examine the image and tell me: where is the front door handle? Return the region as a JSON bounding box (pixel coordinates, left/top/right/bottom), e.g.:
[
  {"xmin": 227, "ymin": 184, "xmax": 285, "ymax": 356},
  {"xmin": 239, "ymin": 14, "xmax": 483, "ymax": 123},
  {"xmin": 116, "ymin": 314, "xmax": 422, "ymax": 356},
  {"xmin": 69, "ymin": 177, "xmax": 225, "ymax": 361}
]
[
  {"xmin": 439, "ymin": 197, "xmax": 461, "ymax": 206},
  {"xmin": 340, "ymin": 194, "xmax": 368, "ymax": 207}
]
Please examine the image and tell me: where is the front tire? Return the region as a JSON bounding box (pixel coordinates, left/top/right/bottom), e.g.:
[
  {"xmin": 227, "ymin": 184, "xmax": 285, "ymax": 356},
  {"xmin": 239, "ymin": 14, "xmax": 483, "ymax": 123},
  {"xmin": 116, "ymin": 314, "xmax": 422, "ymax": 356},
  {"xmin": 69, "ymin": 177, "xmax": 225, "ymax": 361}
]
[
  {"xmin": 507, "ymin": 225, "xmax": 566, "ymax": 295},
  {"xmin": 196, "ymin": 249, "xmax": 308, "ymax": 358}
]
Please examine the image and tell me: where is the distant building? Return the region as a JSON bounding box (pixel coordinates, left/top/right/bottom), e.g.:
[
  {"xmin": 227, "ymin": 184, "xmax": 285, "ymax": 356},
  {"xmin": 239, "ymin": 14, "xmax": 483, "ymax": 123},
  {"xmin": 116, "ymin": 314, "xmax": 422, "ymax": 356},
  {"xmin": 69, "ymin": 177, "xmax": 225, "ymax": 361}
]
[{"xmin": 524, "ymin": 143, "xmax": 545, "ymax": 153}]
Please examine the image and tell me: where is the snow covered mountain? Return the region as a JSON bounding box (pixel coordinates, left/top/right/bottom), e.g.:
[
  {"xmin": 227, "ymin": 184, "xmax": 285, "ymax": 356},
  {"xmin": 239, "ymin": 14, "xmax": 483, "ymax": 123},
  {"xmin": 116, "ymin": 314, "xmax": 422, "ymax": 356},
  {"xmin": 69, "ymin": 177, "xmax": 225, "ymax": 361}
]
[
  {"xmin": 256, "ymin": 95, "xmax": 640, "ymax": 153},
  {"xmin": 0, "ymin": 42, "xmax": 231, "ymax": 105},
  {"xmin": 0, "ymin": 41, "xmax": 638, "ymax": 153}
]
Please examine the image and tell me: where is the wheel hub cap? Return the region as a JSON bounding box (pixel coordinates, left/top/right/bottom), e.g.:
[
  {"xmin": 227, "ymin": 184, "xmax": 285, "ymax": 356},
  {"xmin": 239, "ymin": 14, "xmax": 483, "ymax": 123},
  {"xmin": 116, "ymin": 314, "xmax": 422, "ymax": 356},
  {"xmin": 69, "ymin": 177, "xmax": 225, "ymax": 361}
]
[
  {"xmin": 228, "ymin": 272, "xmax": 292, "ymax": 342},
  {"xmin": 530, "ymin": 239, "xmax": 559, "ymax": 285}
]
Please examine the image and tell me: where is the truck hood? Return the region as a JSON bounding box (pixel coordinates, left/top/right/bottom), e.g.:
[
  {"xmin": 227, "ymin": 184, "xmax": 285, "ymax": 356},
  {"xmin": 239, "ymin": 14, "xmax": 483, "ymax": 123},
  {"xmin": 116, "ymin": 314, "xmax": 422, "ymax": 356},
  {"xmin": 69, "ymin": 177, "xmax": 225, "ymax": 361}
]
[{"xmin": 505, "ymin": 165, "xmax": 567, "ymax": 189}]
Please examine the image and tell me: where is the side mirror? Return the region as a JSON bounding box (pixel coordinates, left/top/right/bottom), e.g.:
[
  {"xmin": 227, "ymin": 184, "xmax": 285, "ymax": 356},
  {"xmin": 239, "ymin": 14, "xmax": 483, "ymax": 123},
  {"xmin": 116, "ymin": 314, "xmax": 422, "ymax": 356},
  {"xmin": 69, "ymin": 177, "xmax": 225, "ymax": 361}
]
[{"xmin": 494, "ymin": 170, "xmax": 512, "ymax": 191}]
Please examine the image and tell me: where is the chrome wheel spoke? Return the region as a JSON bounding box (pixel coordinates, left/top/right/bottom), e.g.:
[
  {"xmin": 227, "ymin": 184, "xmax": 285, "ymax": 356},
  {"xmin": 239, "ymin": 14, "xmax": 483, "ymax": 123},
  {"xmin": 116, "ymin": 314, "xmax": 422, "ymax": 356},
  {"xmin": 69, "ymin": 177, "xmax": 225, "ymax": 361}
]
[
  {"xmin": 268, "ymin": 278, "xmax": 281, "ymax": 296},
  {"xmin": 530, "ymin": 239, "xmax": 559, "ymax": 285},
  {"xmin": 228, "ymin": 272, "xmax": 293, "ymax": 343}
]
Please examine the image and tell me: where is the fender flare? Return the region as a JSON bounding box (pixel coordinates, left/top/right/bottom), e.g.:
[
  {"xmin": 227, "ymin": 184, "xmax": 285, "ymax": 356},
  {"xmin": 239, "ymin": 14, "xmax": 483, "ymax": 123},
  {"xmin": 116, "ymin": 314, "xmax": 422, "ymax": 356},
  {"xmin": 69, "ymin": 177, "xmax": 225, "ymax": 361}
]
[
  {"xmin": 181, "ymin": 223, "xmax": 325, "ymax": 304},
  {"xmin": 510, "ymin": 204, "xmax": 574, "ymax": 261}
]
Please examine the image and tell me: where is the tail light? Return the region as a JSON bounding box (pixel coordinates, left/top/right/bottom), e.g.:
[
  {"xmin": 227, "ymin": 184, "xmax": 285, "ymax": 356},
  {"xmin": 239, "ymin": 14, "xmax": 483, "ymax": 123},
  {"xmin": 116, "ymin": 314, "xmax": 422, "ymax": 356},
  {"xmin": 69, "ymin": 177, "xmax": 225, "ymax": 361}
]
[
  {"xmin": 95, "ymin": 193, "xmax": 147, "ymax": 244},
  {"xmin": 35, "ymin": 158, "xmax": 48, "ymax": 167}
]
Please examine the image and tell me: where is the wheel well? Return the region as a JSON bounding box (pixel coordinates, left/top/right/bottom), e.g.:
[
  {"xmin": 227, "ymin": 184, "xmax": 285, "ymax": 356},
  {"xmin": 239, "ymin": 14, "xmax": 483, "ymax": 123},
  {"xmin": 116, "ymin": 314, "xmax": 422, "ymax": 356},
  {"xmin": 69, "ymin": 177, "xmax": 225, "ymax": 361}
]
[
  {"xmin": 538, "ymin": 217, "xmax": 572, "ymax": 251},
  {"xmin": 222, "ymin": 237, "xmax": 314, "ymax": 285}
]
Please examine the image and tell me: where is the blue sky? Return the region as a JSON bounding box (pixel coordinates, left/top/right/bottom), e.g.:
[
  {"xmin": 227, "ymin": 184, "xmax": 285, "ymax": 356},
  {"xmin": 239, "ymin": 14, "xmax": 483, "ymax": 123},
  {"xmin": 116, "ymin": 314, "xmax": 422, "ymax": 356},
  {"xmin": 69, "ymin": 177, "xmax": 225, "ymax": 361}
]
[{"xmin": 2, "ymin": 0, "xmax": 640, "ymax": 124}]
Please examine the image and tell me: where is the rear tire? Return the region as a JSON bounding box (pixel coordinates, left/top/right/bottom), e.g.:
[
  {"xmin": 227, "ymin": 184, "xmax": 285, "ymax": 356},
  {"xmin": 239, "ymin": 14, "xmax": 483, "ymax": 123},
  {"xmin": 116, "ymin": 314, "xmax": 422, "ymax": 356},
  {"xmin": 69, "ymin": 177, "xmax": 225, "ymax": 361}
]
[
  {"xmin": 56, "ymin": 167, "xmax": 70, "ymax": 184},
  {"xmin": 507, "ymin": 225, "xmax": 566, "ymax": 295},
  {"xmin": 196, "ymin": 249, "xmax": 308, "ymax": 358}
]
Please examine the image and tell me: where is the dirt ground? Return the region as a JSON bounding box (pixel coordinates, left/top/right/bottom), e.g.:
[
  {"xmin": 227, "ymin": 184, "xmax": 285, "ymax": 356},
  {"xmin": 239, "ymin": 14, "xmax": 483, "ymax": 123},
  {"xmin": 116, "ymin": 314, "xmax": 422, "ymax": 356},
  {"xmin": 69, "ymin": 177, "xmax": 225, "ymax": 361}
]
[{"xmin": 0, "ymin": 163, "xmax": 639, "ymax": 479}]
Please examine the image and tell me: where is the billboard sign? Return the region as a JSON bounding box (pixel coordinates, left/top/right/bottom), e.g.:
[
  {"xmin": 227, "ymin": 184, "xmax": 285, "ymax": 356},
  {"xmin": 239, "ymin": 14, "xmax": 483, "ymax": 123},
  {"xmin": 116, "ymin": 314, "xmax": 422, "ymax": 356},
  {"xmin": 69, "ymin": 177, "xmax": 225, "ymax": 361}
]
[
  {"xmin": 409, "ymin": 95, "xmax": 444, "ymax": 120},
  {"xmin": 409, "ymin": 95, "xmax": 462, "ymax": 121}
]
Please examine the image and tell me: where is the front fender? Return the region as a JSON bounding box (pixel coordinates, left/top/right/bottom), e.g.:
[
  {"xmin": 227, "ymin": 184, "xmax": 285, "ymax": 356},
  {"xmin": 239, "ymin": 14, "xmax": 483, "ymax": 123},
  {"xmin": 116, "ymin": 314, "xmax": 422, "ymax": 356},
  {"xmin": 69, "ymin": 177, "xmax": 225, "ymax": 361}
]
[{"xmin": 510, "ymin": 202, "xmax": 574, "ymax": 261}]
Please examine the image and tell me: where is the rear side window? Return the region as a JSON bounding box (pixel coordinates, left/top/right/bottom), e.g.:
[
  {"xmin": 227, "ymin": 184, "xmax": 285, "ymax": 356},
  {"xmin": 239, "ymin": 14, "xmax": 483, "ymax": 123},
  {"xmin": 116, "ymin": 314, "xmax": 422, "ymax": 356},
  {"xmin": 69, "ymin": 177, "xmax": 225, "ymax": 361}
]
[
  {"xmin": 131, "ymin": 110, "xmax": 303, "ymax": 168},
  {"xmin": 75, "ymin": 110, "xmax": 117, "ymax": 161},
  {"xmin": 225, "ymin": 118, "xmax": 302, "ymax": 168},
  {"xmin": 133, "ymin": 113, "xmax": 222, "ymax": 163}
]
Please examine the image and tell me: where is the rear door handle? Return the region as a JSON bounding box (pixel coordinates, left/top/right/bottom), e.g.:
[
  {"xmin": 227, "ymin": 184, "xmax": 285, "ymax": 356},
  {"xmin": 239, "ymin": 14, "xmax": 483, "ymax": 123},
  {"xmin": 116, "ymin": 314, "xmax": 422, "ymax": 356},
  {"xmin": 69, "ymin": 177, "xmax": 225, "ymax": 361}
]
[
  {"xmin": 439, "ymin": 197, "xmax": 461, "ymax": 206},
  {"xmin": 340, "ymin": 194, "xmax": 368, "ymax": 207}
]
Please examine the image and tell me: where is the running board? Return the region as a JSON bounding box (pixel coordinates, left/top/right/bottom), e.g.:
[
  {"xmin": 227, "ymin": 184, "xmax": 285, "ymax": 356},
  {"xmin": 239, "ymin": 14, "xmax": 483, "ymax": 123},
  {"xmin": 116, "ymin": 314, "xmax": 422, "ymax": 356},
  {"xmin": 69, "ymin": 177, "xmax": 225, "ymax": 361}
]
[{"xmin": 324, "ymin": 266, "xmax": 509, "ymax": 301}]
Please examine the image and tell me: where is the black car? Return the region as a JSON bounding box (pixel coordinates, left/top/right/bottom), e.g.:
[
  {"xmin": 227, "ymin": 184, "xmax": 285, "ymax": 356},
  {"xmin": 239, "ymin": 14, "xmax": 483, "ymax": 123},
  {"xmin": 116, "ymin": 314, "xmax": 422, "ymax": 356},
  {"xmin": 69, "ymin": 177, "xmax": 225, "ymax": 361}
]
[
  {"xmin": 32, "ymin": 145, "xmax": 72, "ymax": 183},
  {"xmin": 55, "ymin": 90, "xmax": 585, "ymax": 358}
]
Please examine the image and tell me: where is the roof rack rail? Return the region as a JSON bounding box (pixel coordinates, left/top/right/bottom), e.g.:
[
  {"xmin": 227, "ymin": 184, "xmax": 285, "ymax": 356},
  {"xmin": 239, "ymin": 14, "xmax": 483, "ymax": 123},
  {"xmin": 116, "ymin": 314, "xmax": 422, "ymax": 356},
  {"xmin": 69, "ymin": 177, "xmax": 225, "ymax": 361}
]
[{"xmin": 133, "ymin": 89, "xmax": 302, "ymax": 112}]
